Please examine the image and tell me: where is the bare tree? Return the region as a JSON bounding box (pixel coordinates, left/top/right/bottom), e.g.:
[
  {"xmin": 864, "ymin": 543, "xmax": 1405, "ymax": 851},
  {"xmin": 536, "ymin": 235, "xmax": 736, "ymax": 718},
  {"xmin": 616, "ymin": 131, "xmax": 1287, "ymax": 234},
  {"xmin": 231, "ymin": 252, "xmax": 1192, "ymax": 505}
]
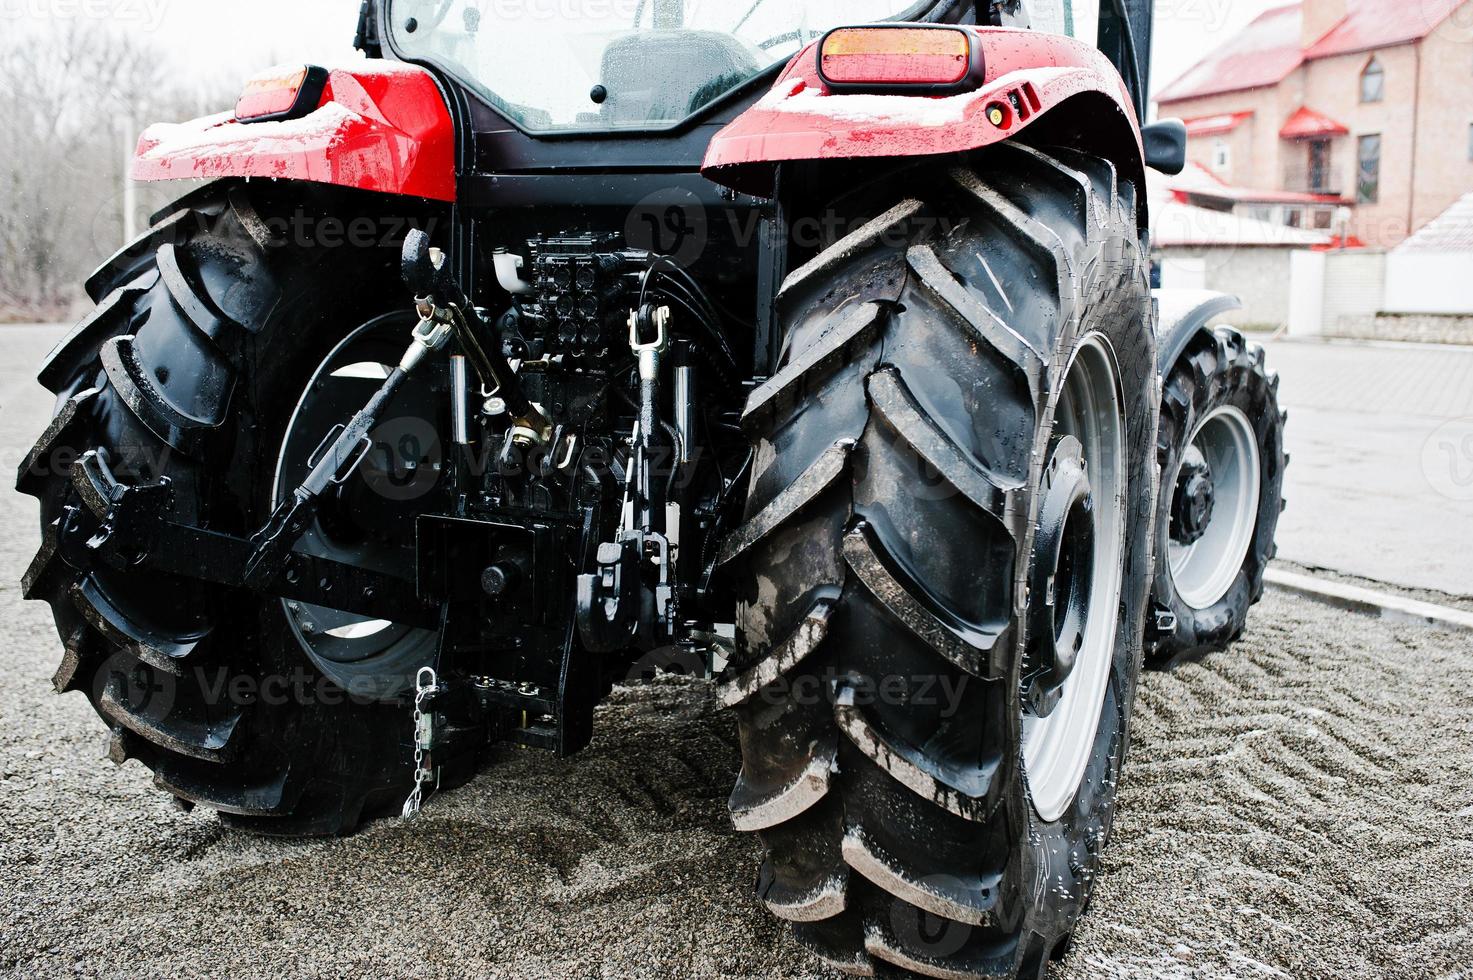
[{"xmin": 0, "ymin": 24, "xmax": 232, "ymax": 322}]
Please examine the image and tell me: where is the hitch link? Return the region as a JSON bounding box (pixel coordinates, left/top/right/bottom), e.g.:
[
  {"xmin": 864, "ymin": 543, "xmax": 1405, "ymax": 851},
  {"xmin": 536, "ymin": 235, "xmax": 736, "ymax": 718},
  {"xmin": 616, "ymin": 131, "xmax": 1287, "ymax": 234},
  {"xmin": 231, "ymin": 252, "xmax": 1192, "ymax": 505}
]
[
  {"xmin": 628, "ymin": 305, "xmax": 670, "ymax": 534},
  {"xmin": 575, "ymin": 307, "xmax": 679, "ymax": 652},
  {"xmin": 242, "ymin": 314, "xmax": 453, "ymax": 587}
]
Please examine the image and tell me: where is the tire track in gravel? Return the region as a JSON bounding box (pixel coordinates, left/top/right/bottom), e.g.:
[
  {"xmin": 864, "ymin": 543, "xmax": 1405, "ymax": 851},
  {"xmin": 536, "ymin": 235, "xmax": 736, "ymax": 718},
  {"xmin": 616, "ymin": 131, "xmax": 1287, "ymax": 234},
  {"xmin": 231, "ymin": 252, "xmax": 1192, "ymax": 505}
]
[
  {"xmin": 4, "ymin": 583, "xmax": 1473, "ymax": 977},
  {"xmin": 1068, "ymin": 589, "xmax": 1473, "ymax": 979}
]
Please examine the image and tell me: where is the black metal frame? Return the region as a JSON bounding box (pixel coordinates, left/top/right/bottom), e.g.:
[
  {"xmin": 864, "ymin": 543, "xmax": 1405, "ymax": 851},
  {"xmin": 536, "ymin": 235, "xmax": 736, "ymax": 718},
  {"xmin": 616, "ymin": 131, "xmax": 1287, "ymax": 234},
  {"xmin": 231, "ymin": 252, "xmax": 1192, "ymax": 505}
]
[
  {"xmin": 61, "ymin": 450, "xmax": 437, "ymax": 630},
  {"xmin": 270, "ymin": 0, "xmax": 1157, "ymax": 758}
]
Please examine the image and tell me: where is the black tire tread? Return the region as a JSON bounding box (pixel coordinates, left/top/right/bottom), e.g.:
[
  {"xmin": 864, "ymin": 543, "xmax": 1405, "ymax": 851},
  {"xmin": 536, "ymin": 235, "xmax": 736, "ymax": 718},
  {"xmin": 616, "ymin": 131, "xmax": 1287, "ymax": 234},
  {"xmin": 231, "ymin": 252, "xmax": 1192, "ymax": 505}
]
[
  {"xmin": 741, "ymin": 301, "xmax": 886, "ymax": 432},
  {"xmin": 18, "ymin": 180, "xmax": 444, "ymax": 836},
  {"xmin": 718, "ymin": 440, "xmax": 854, "ymax": 566},
  {"xmin": 866, "ymin": 366, "xmax": 1021, "ymax": 523},
  {"xmin": 777, "ymin": 200, "xmax": 925, "ymax": 301},
  {"xmin": 1149, "ymin": 324, "xmax": 1286, "ymax": 659},
  {"xmin": 726, "ymin": 148, "xmax": 1156, "ymax": 977},
  {"xmin": 841, "ymin": 523, "xmax": 1004, "ymax": 681}
]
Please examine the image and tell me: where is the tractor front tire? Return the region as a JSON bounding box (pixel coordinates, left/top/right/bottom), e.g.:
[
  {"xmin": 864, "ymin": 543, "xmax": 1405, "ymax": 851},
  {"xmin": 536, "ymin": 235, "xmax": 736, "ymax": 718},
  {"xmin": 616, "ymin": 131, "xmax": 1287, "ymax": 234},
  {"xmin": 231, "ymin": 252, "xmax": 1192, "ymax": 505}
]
[
  {"xmin": 17, "ymin": 182, "xmax": 470, "ymax": 835},
  {"xmin": 719, "ymin": 147, "xmax": 1157, "ymax": 978},
  {"xmin": 1149, "ymin": 325, "xmax": 1286, "ymax": 661}
]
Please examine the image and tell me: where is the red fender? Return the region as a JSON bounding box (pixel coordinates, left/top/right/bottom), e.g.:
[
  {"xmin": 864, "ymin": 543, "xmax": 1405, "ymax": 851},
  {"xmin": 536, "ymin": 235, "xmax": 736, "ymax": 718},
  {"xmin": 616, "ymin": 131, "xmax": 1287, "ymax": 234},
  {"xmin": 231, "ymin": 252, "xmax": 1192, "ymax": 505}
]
[
  {"xmin": 701, "ymin": 27, "xmax": 1142, "ymax": 198},
  {"xmin": 131, "ymin": 62, "xmax": 456, "ymax": 202}
]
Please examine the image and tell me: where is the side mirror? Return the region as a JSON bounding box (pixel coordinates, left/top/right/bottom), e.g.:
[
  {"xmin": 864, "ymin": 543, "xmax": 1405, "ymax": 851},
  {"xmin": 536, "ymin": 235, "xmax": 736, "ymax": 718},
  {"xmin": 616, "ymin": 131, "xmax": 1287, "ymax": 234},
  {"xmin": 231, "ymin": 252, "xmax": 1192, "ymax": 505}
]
[{"xmin": 1142, "ymin": 119, "xmax": 1187, "ymax": 176}]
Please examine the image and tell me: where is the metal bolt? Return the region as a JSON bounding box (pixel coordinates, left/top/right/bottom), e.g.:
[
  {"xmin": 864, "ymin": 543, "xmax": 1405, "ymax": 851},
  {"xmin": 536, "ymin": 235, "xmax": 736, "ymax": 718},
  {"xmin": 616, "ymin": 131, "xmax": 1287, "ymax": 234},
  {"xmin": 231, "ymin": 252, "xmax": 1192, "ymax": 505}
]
[{"xmin": 480, "ymin": 563, "xmax": 520, "ymax": 598}]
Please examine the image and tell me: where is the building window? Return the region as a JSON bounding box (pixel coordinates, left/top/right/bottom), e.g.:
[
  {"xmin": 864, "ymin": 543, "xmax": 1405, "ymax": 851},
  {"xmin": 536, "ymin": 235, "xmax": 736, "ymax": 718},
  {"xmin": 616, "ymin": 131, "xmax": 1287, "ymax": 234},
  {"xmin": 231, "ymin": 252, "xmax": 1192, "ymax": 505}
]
[
  {"xmin": 1212, "ymin": 139, "xmax": 1230, "ymax": 172},
  {"xmin": 1357, "ymin": 134, "xmax": 1381, "ymax": 203},
  {"xmin": 1468, "ymin": 122, "xmax": 1473, "ymax": 160},
  {"xmin": 1308, "ymin": 139, "xmax": 1332, "ymax": 192},
  {"xmin": 1360, "ymin": 57, "xmax": 1384, "ymax": 102}
]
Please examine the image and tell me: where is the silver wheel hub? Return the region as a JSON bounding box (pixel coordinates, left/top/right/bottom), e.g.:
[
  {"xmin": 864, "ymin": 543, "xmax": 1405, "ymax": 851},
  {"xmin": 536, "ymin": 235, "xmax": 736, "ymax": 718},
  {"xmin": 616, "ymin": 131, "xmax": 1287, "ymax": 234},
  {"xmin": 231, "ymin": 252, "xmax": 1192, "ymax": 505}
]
[{"xmin": 1167, "ymin": 405, "xmax": 1261, "ymax": 610}]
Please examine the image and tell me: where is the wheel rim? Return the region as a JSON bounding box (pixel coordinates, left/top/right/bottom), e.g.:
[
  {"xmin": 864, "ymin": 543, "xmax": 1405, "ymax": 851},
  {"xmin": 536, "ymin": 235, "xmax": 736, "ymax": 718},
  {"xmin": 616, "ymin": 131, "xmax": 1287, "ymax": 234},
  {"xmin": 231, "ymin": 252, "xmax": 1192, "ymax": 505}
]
[
  {"xmin": 1022, "ymin": 335, "xmax": 1127, "ymax": 824},
  {"xmin": 272, "ymin": 314, "xmax": 441, "ymax": 696},
  {"xmin": 1167, "ymin": 405, "xmax": 1261, "ymax": 610}
]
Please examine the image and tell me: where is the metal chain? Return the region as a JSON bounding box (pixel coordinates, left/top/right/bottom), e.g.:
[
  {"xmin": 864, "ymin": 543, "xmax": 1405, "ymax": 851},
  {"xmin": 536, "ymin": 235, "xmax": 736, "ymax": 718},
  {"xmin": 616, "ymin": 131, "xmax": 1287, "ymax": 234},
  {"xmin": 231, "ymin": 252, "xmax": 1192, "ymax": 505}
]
[{"xmin": 401, "ymin": 666, "xmax": 440, "ymax": 819}]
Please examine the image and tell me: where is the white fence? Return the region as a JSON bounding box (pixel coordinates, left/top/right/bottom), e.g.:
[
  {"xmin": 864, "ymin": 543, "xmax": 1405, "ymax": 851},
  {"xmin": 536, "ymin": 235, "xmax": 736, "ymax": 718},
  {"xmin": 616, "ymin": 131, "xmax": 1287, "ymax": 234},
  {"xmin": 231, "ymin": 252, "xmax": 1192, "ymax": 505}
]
[
  {"xmin": 1384, "ymin": 251, "xmax": 1473, "ymax": 314},
  {"xmin": 1157, "ymin": 245, "xmax": 1473, "ymax": 336},
  {"xmin": 1287, "ymin": 248, "xmax": 1473, "ymax": 336}
]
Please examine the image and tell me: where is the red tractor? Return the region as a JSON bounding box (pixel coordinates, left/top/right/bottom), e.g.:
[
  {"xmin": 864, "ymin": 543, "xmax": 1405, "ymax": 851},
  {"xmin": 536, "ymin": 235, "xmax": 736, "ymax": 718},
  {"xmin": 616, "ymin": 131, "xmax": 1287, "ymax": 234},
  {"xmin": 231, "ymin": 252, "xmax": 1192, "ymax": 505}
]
[{"xmin": 19, "ymin": 1, "xmax": 1285, "ymax": 975}]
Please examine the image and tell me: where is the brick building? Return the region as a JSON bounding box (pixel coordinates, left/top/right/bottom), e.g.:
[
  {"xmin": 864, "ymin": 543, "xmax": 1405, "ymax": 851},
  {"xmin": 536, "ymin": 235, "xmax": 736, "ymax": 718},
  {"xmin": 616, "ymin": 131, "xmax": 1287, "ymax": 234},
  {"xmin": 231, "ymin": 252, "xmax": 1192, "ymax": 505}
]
[{"xmin": 1155, "ymin": 0, "xmax": 1473, "ymax": 247}]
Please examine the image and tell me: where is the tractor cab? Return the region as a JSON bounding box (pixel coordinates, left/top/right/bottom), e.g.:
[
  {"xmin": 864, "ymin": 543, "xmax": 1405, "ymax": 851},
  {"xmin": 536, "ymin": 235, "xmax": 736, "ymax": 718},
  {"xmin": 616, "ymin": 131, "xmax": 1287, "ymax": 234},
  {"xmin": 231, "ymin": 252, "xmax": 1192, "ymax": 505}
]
[{"xmin": 375, "ymin": 0, "xmax": 1153, "ymax": 137}]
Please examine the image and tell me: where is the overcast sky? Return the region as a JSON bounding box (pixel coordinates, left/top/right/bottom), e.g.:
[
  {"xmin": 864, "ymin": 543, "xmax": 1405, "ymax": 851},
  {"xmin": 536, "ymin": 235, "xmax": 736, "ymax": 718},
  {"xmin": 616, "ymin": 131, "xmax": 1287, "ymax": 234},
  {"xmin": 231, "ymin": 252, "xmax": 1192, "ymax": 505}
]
[{"xmin": 4, "ymin": 0, "xmax": 1282, "ymax": 111}]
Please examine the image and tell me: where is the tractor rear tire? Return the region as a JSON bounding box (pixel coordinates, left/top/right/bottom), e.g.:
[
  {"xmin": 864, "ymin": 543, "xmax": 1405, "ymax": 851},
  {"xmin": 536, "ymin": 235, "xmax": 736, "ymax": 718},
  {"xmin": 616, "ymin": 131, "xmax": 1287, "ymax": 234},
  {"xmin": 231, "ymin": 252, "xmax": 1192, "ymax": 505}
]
[
  {"xmin": 718, "ymin": 147, "xmax": 1157, "ymax": 977},
  {"xmin": 16, "ymin": 181, "xmax": 471, "ymax": 835},
  {"xmin": 1148, "ymin": 326, "xmax": 1286, "ymax": 661}
]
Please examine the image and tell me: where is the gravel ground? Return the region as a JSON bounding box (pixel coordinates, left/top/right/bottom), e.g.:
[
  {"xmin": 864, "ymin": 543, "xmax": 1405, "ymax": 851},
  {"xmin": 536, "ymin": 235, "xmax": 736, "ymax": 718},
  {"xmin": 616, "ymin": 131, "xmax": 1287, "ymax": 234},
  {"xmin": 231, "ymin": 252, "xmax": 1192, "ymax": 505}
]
[
  {"xmin": 2, "ymin": 592, "xmax": 1471, "ymax": 979},
  {"xmin": 4, "ymin": 325, "xmax": 1472, "ymax": 978}
]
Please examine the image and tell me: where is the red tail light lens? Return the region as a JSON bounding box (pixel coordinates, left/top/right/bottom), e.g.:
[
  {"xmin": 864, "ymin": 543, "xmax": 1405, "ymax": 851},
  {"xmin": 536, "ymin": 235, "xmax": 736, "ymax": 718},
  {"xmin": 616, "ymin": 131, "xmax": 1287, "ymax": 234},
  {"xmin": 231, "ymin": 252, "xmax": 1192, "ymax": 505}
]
[
  {"xmin": 818, "ymin": 26, "xmax": 983, "ymax": 93},
  {"xmin": 236, "ymin": 65, "xmax": 329, "ymax": 123}
]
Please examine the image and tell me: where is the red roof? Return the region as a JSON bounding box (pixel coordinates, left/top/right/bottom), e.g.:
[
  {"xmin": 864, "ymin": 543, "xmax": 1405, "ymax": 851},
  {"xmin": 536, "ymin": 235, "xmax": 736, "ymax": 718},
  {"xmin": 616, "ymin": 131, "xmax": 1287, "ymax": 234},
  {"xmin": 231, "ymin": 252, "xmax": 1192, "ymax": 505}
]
[
  {"xmin": 1279, "ymin": 106, "xmax": 1349, "ymax": 138},
  {"xmin": 1156, "ymin": 0, "xmax": 1472, "ymax": 104},
  {"xmin": 1304, "ymin": 0, "xmax": 1468, "ymax": 58},
  {"xmin": 1156, "ymin": 3, "xmax": 1303, "ymax": 103},
  {"xmin": 1184, "ymin": 111, "xmax": 1254, "ymax": 137}
]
